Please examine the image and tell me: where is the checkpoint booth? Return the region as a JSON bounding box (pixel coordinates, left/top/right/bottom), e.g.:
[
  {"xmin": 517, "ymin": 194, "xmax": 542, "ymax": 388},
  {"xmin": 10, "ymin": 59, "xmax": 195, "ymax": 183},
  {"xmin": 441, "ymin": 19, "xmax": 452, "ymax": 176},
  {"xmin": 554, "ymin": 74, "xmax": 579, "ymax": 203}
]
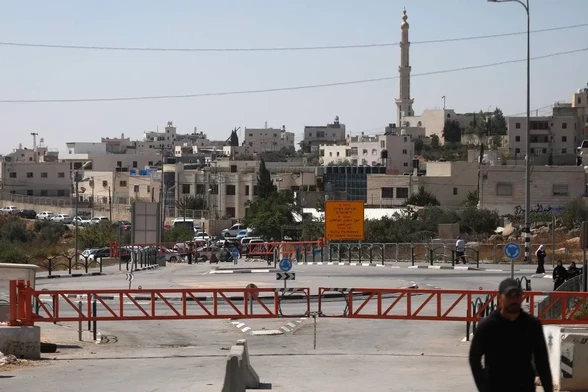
[{"xmin": 0, "ymin": 264, "xmax": 38, "ymax": 322}]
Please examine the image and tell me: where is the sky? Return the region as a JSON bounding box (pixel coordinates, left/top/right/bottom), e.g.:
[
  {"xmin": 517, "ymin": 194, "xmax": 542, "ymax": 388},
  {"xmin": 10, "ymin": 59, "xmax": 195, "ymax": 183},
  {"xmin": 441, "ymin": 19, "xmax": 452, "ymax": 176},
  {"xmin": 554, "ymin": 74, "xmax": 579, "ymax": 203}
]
[{"xmin": 0, "ymin": 0, "xmax": 586, "ymax": 154}]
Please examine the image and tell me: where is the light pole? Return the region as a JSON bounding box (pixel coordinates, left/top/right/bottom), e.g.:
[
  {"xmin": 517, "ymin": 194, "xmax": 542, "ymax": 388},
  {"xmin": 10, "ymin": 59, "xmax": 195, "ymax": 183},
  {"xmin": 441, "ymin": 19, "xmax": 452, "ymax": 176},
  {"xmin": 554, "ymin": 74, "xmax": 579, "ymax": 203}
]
[{"xmin": 488, "ymin": 0, "xmax": 531, "ymax": 265}]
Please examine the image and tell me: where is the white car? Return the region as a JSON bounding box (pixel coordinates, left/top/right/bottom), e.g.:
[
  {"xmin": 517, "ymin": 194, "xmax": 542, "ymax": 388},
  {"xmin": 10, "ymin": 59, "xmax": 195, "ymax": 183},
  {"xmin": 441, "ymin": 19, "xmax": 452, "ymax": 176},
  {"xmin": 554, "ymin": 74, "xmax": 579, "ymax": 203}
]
[
  {"xmin": 193, "ymin": 232, "xmax": 211, "ymax": 241},
  {"xmin": 36, "ymin": 211, "xmax": 55, "ymax": 221},
  {"xmin": 90, "ymin": 216, "xmax": 110, "ymax": 225},
  {"xmin": 72, "ymin": 216, "xmax": 92, "ymax": 227},
  {"xmin": 222, "ymin": 223, "xmax": 246, "ymax": 238},
  {"xmin": 52, "ymin": 214, "xmax": 73, "ymax": 224},
  {"xmin": 0, "ymin": 206, "xmax": 17, "ymax": 214}
]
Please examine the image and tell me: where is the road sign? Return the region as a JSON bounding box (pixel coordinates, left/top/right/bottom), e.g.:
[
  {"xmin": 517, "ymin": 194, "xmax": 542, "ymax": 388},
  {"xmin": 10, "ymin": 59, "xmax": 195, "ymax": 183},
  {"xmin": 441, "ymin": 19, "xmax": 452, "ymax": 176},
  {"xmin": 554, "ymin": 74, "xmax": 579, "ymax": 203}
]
[
  {"xmin": 276, "ymin": 272, "xmax": 295, "ymax": 281},
  {"xmin": 504, "ymin": 242, "xmax": 521, "ymax": 259},
  {"xmin": 126, "ymin": 273, "xmax": 134, "ymax": 282},
  {"xmin": 279, "ymin": 258, "xmax": 292, "ymax": 272},
  {"xmin": 231, "ymin": 247, "xmax": 240, "ymax": 260},
  {"xmin": 324, "ymin": 200, "xmax": 365, "ymax": 241}
]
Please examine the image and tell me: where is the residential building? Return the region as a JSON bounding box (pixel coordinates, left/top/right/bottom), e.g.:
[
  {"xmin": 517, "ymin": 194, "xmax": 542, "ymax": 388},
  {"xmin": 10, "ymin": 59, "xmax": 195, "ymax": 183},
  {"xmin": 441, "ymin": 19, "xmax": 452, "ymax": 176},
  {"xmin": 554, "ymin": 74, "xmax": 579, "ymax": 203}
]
[
  {"xmin": 0, "ymin": 161, "xmax": 73, "ymax": 197},
  {"xmin": 81, "ymin": 170, "xmax": 161, "ymax": 207},
  {"xmin": 59, "ymin": 153, "xmax": 161, "ymax": 172},
  {"xmin": 135, "ymin": 121, "xmax": 178, "ymax": 152},
  {"xmin": 243, "ymin": 126, "xmax": 295, "ymax": 153},
  {"xmin": 366, "ymin": 161, "xmax": 479, "ymax": 207},
  {"xmin": 320, "ymin": 165, "xmax": 387, "ymax": 203},
  {"xmin": 66, "ymin": 142, "xmax": 108, "ymax": 155},
  {"xmin": 480, "ymin": 165, "xmax": 586, "ymax": 215},
  {"xmin": 302, "ymin": 116, "xmax": 346, "ymax": 153},
  {"xmin": 319, "ymin": 132, "xmax": 415, "ymax": 173}
]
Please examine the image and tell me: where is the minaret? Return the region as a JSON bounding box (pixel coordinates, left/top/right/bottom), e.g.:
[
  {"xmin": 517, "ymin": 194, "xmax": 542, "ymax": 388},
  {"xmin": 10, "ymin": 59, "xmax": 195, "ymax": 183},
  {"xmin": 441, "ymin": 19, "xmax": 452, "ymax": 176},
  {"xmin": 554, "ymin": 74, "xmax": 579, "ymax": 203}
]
[{"xmin": 395, "ymin": 8, "xmax": 414, "ymax": 127}]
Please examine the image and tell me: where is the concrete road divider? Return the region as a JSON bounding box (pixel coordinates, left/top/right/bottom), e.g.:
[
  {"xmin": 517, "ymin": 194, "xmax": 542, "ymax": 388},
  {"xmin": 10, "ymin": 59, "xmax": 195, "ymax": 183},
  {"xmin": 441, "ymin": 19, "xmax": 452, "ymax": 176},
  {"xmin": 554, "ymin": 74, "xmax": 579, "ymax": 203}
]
[{"xmin": 221, "ymin": 339, "xmax": 260, "ymax": 392}]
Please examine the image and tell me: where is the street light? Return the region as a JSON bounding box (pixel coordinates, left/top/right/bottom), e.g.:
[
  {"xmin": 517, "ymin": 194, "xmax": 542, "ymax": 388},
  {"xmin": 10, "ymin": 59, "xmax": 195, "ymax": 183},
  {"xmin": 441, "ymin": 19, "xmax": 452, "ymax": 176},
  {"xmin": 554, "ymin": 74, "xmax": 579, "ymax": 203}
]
[{"xmin": 488, "ymin": 0, "xmax": 531, "ymax": 269}]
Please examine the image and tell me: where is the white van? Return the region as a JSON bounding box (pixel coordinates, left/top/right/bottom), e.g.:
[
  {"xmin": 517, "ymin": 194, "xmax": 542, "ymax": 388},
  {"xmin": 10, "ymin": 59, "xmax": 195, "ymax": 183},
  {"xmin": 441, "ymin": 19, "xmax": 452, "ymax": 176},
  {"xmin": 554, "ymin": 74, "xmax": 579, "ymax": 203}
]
[{"xmin": 172, "ymin": 218, "xmax": 202, "ymax": 233}]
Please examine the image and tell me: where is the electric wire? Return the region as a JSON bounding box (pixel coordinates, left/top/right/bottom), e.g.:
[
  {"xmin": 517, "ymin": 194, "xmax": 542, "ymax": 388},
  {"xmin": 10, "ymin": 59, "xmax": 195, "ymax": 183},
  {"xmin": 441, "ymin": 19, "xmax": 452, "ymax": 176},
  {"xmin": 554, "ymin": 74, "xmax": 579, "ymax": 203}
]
[
  {"xmin": 0, "ymin": 23, "xmax": 585, "ymax": 52},
  {"xmin": 1, "ymin": 47, "xmax": 585, "ymax": 104}
]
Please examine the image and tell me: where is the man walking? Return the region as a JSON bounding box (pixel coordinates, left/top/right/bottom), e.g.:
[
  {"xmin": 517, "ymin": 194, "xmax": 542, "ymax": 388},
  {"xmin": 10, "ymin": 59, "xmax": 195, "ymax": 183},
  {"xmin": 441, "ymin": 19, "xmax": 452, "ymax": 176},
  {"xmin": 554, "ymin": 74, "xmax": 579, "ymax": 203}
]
[
  {"xmin": 455, "ymin": 236, "xmax": 466, "ymax": 264},
  {"xmin": 469, "ymin": 278, "xmax": 553, "ymax": 392}
]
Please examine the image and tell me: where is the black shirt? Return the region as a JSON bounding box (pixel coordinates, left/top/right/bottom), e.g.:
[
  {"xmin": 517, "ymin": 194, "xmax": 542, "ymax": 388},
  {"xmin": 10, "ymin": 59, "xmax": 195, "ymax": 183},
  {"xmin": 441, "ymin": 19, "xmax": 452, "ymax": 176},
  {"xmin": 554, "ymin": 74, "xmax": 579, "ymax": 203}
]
[{"xmin": 469, "ymin": 309, "xmax": 553, "ymax": 392}]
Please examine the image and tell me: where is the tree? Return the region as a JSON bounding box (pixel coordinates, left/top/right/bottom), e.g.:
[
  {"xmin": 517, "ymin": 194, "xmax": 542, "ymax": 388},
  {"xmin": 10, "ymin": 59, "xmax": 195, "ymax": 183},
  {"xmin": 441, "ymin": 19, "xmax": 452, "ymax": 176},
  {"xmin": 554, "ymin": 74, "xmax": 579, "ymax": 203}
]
[
  {"xmin": 244, "ymin": 191, "xmax": 297, "ymax": 240},
  {"xmin": 405, "ymin": 186, "xmax": 440, "ymax": 207},
  {"xmin": 560, "ymin": 198, "xmax": 588, "ymax": 230},
  {"xmin": 466, "ymin": 111, "xmax": 488, "ymax": 137},
  {"xmin": 461, "ymin": 190, "xmax": 479, "ymax": 208},
  {"xmin": 176, "ymin": 196, "xmax": 207, "ymax": 212},
  {"xmin": 431, "ymin": 134, "xmax": 440, "ymax": 150},
  {"xmin": 257, "ymin": 158, "xmax": 276, "ymax": 199},
  {"xmin": 442, "ymin": 120, "xmax": 462, "ymax": 143},
  {"xmin": 163, "ymin": 225, "xmax": 193, "ymax": 243},
  {"xmin": 414, "ymin": 138, "xmax": 424, "ymax": 155},
  {"xmin": 229, "ymin": 129, "xmax": 239, "ymax": 147},
  {"xmin": 492, "ymin": 108, "xmax": 507, "ymax": 135},
  {"xmin": 77, "ymin": 222, "xmax": 118, "ymax": 250},
  {"xmin": 458, "ymin": 208, "xmax": 500, "ymax": 236}
]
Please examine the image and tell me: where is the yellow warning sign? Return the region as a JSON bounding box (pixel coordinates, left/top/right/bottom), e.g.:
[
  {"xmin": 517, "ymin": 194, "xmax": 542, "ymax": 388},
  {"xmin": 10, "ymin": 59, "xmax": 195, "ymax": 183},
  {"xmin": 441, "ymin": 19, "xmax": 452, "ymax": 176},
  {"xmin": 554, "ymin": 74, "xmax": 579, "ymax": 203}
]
[{"xmin": 324, "ymin": 200, "xmax": 365, "ymax": 241}]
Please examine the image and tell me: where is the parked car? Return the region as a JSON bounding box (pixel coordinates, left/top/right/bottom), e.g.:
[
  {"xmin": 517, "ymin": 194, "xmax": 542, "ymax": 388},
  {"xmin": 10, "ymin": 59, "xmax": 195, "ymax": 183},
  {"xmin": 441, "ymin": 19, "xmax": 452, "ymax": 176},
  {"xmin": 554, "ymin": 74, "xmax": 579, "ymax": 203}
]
[
  {"xmin": 90, "ymin": 216, "xmax": 110, "ymax": 225},
  {"xmin": 113, "ymin": 220, "xmax": 132, "ymax": 231},
  {"xmin": 52, "ymin": 214, "xmax": 73, "ymax": 224},
  {"xmin": 196, "ymin": 245, "xmax": 219, "ymax": 262},
  {"xmin": 36, "ymin": 211, "xmax": 55, "ymax": 221},
  {"xmin": 0, "ymin": 206, "xmax": 18, "ymax": 214},
  {"xmin": 235, "ymin": 229, "xmax": 248, "ymax": 240},
  {"xmin": 156, "ymin": 246, "xmax": 180, "ymax": 262},
  {"xmin": 222, "ymin": 223, "xmax": 246, "ymax": 238},
  {"xmin": 172, "ymin": 218, "xmax": 202, "ymax": 234},
  {"xmin": 193, "ymin": 232, "xmax": 211, "ymax": 241},
  {"xmin": 87, "ymin": 248, "xmax": 110, "ymax": 261},
  {"xmin": 242, "ymin": 239, "xmax": 266, "ymax": 257},
  {"xmin": 17, "ymin": 209, "xmax": 37, "ymax": 219},
  {"xmin": 82, "ymin": 248, "xmax": 99, "ymax": 258},
  {"xmin": 72, "ymin": 216, "xmax": 92, "ymax": 227}
]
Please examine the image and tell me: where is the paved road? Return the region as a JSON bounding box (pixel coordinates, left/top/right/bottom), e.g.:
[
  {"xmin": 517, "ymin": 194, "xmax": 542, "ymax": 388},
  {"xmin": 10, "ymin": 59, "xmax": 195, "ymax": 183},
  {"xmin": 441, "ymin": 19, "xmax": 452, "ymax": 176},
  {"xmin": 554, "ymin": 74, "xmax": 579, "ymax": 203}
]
[{"xmin": 1, "ymin": 263, "xmax": 557, "ymax": 391}]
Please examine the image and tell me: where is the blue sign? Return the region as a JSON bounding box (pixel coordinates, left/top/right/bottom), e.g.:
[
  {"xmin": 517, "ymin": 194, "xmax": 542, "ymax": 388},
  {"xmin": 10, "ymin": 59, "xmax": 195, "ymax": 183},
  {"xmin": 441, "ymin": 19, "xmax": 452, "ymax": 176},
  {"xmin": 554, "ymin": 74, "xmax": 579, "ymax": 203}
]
[
  {"xmin": 279, "ymin": 258, "xmax": 293, "ymax": 272},
  {"xmin": 504, "ymin": 242, "xmax": 521, "ymax": 259},
  {"xmin": 231, "ymin": 248, "xmax": 240, "ymax": 260}
]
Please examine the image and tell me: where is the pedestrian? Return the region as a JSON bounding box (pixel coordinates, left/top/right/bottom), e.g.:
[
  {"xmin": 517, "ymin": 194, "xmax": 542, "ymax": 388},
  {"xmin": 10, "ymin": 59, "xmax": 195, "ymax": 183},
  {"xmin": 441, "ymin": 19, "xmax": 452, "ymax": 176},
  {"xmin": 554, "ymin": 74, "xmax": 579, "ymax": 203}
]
[
  {"xmin": 553, "ymin": 260, "xmax": 568, "ymax": 290},
  {"xmin": 187, "ymin": 242, "xmax": 193, "ymax": 265},
  {"xmin": 455, "ymin": 236, "xmax": 466, "ymax": 264},
  {"xmin": 535, "ymin": 244, "xmax": 546, "ymax": 274},
  {"xmin": 567, "ymin": 261, "xmax": 581, "ymax": 279},
  {"xmin": 469, "ymin": 278, "xmax": 553, "ymax": 392}
]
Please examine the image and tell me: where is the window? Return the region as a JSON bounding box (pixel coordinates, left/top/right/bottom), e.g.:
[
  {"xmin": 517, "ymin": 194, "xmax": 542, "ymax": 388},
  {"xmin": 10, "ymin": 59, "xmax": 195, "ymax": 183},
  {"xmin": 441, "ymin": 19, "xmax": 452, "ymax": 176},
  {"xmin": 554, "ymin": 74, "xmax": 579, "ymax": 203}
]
[
  {"xmin": 362, "ymin": 149, "xmax": 368, "ymax": 155},
  {"xmin": 226, "ymin": 185, "xmax": 236, "ymax": 196},
  {"xmin": 381, "ymin": 187, "xmax": 394, "ymax": 199},
  {"xmin": 530, "ymin": 148, "xmax": 535, "ymax": 154},
  {"xmin": 148, "ymin": 161, "xmax": 153, "ymax": 166},
  {"xmin": 562, "ymin": 123, "xmax": 568, "ymax": 129},
  {"xmin": 40, "ymin": 190, "xmax": 48, "ymax": 196},
  {"xmin": 196, "ymin": 184, "xmax": 205, "ymax": 194},
  {"xmin": 496, "ymin": 182, "xmax": 513, "ymax": 196},
  {"xmin": 226, "ymin": 207, "xmax": 236, "ymax": 218},
  {"xmin": 132, "ymin": 161, "xmax": 138, "ymax": 168},
  {"xmin": 134, "ymin": 185, "xmax": 140, "ymax": 193},
  {"xmin": 41, "ymin": 172, "xmax": 48, "ymax": 178},
  {"xmin": 26, "ymin": 172, "xmax": 33, "ymax": 178},
  {"xmin": 9, "ymin": 172, "xmax": 16, "ymax": 178},
  {"xmin": 453, "ymin": 187, "xmax": 458, "ymax": 195},
  {"xmin": 245, "ymin": 185, "xmax": 250, "ymax": 196},
  {"xmin": 553, "ymin": 184, "xmax": 568, "ymax": 197},
  {"xmin": 116, "ymin": 161, "xmax": 122, "ymax": 167},
  {"xmin": 578, "ymin": 97, "xmax": 582, "ymax": 105},
  {"xmin": 515, "ymin": 123, "xmax": 521, "ymax": 129},
  {"xmin": 403, "ymin": 162, "xmax": 409, "ymax": 167},
  {"xmin": 73, "ymin": 162, "xmax": 82, "ymax": 170},
  {"xmin": 515, "ymin": 148, "xmax": 521, "ymax": 154},
  {"xmin": 182, "ymin": 184, "xmax": 190, "ymax": 194},
  {"xmin": 57, "ymin": 190, "xmax": 66, "ymax": 197},
  {"xmin": 26, "ymin": 190, "xmax": 33, "ymax": 196},
  {"xmin": 542, "ymin": 148, "xmax": 547, "ymax": 154},
  {"xmin": 562, "ymin": 148, "xmax": 567, "ymax": 154},
  {"xmin": 515, "ymin": 136, "xmax": 521, "ymax": 142},
  {"xmin": 372, "ymin": 149, "xmax": 377, "ymax": 155},
  {"xmin": 380, "ymin": 141, "xmax": 385, "ymax": 148},
  {"xmin": 404, "ymin": 137, "xmax": 407, "ymax": 142},
  {"xmin": 402, "ymin": 149, "xmax": 407, "ymax": 154},
  {"xmin": 210, "ymin": 184, "xmax": 218, "ymax": 194},
  {"xmin": 396, "ymin": 187, "xmax": 409, "ymax": 198},
  {"xmin": 102, "ymin": 180, "xmax": 108, "ymax": 187},
  {"xmin": 119, "ymin": 181, "xmax": 127, "ymax": 187},
  {"xmin": 58, "ymin": 172, "xmax": 65, "ymax": 178},
  {"xmin": 230, "ymin": 165, "xmax": 237, "ymax": 173},
  {"xmin": 253, "ymin": 186, "xmax": 258, "ymax": 196},
  {"xmin": 562, "ymin": 136, "xmax": 567, "ymax": 142},
  {"xmin": 316, "ymin": 131, "xmax": 325, "ymax": 138},
  {"xmin": 147, "ymin": 186, "xmax": 151, "ymax": 193},
  {"xmin": 336, "ymin": 152, "xmax": 340, "ymax": 157}
]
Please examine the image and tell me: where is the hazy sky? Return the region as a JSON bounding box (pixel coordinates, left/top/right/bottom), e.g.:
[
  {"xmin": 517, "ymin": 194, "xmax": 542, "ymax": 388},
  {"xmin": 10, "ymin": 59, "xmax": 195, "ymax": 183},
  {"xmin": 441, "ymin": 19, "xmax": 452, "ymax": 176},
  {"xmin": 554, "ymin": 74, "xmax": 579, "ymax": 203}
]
[{"xmin": 0, "ymin": 0, "xmax": 586, "ymax": 154}]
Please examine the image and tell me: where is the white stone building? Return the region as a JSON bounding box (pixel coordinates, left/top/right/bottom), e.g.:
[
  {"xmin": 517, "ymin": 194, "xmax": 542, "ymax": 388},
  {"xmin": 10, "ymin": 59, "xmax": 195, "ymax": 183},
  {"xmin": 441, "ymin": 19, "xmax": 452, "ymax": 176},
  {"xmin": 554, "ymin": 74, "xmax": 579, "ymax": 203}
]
[
  {"xmin": 243, "ymin": 126, "xmax": 295, "ymax": 153},
  {"xmin": 0, "ymin": 161, "xmax": 73, "ymax": 197}
]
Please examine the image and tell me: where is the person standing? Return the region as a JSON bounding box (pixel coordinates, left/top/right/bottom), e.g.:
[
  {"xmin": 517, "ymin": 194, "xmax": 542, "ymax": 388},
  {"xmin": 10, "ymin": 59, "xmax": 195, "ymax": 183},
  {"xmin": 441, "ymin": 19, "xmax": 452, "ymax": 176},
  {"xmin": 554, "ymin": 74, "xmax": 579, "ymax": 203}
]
[
  {"xmin": 469, "ymin": 278, "xmax": 553, "ymax": 392},
  {"xmin": 455, "ymin": 236, "xmax": 466, "ymax": 264},
  {"xmin": 553, "ymin": 260, "xmax": 568, "ymax": 290},
  {"xmin": 567, "ymin": 261, "xmax": 581, "ymax": 279},
  {"xmin": 535, "ymin": 245, "xmax": 546, "ymax": 274}
]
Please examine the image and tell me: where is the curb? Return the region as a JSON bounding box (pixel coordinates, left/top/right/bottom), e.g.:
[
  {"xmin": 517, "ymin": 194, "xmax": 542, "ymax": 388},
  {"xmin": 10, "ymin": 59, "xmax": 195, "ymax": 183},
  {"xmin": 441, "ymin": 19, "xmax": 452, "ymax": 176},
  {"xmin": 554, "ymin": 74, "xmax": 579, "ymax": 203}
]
[
  {"xmin": 36, "ymin": 265, "xmax": 159, "ymax": 280},
  {"xmin": 211, "ymin": 268, "xmax": 278, "ymax": 274},
  {"xmin": 229, "ymin": 316, "xmax": 309, "ymax": 335},
  {"xmin": 279, "ymin": 317, "xmax": 308, "ymax": 333}
]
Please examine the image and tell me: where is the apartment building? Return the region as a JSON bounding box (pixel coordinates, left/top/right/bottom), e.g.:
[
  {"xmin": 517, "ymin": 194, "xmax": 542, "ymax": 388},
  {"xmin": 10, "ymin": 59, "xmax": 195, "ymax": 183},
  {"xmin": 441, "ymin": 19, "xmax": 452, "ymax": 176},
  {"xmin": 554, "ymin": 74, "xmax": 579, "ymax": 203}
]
[
  {"xmin": 243, "ymin": 126, "xmax": 295, "ymax": 153},
  {"xmin": 60, "ymin": 152, "xmax": 161, "ymax": 172},
  {"xmin": 366, "ymin": 161, "xmax": 479, "ymax": 207},
  {"xmin": 302, "ymin": 116, "xmax": 346, "ymax": 153},
  {"xmin": 401, "ymin": 109, "xmax": 474, "ymax": 144},
  {"xmin": 82, "ymin": 170, "xmax": 161, "ymax": 206},
  {"xmin": 480, "ymin": 165, "xmax": 586, "ymax": 216},
  {"xmin": 135, "ymin": 121, "xmax": 178, "ymax": 152},
  {"xmin": 0, "ymin": 161, "xmax": 73, "ymax": 197},
  {"xmin": 319, "ymin": 132, "xmax": 415, "ymax": 173}
]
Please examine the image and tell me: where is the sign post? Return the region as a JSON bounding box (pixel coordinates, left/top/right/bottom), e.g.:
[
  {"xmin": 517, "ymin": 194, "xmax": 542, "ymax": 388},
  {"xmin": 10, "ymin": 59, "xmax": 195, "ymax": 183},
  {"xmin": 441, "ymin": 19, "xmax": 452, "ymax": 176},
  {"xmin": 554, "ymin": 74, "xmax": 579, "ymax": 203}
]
[
  {"xmin": 278, "ymin": 258, "xmax": 293, "ymax": 289},
  {"xmin": 504, "ymin": 242, "xmax": 521, "ymax": 280},
  {"xmin": 581, "ymin": 221, "xmax": 588, "ymax": 291},
  {"xmin": 324, "ymin": 201, "xmax": 365, "ymax": 242}
]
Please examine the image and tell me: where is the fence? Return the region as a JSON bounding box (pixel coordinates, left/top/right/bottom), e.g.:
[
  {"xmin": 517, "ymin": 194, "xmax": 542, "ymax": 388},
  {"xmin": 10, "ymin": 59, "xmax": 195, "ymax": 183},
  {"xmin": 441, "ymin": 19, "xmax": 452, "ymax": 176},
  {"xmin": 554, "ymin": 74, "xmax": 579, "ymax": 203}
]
[
  {"xmin": 537, "ymin": 274, "xmax": 585, "ymax": 321},
  {"xmin": 13, "ymin": 253, "xmax": 106, "ymax": 276}
]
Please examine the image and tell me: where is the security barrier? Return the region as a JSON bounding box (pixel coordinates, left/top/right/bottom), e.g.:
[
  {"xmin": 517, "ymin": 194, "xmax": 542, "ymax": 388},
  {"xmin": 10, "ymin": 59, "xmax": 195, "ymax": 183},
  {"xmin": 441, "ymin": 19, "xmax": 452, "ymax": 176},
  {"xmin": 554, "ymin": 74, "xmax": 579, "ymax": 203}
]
[{"xmin": 13, "ymin": 253, "xmax": 105, "ymax": 276}]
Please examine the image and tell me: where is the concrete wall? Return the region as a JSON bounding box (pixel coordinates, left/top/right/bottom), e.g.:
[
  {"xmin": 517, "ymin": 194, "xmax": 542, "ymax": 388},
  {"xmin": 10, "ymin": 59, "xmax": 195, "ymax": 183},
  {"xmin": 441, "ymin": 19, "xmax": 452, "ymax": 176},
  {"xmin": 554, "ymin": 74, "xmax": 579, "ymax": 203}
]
[{"xmin": 0, "ymin": 326, "xmax": 41, "ymax": 359}]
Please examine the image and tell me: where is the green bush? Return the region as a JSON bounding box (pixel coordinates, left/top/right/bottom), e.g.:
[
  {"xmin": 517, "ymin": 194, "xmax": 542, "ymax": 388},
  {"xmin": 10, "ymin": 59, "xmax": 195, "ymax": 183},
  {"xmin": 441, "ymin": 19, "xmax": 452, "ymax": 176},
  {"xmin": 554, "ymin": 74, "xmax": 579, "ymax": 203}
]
[
  {"xmin": 77, "ymin": 222, "xmax": 118, "ymax": 249},
  {"xmin": 163, "ymin": 225, "xmax": 193, "ymax": 243}
]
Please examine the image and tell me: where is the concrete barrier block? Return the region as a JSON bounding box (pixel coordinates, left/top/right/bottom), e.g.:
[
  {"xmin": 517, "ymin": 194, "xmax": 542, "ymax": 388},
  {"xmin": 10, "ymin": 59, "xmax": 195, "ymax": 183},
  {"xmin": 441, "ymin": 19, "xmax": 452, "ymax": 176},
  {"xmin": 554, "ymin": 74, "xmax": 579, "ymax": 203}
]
[
  {"xmin": 0, "ymin": 326, "xmax": 41, "ymax": 359},
  {"xmin": 236, "ymin": 339, "xmax": 260, "ymax": 388},
  {"xmin": 222, "ymin": 346, "xmax": 245, "ymax": 392}
]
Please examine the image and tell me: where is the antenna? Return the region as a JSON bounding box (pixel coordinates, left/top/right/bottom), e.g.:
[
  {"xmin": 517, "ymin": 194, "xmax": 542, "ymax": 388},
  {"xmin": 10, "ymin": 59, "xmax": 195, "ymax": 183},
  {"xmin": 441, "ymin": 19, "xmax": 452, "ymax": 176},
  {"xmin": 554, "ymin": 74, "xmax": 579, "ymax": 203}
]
[{"xmin": 30, "ymin": 132, "xmax": 38, "ymax": 149}]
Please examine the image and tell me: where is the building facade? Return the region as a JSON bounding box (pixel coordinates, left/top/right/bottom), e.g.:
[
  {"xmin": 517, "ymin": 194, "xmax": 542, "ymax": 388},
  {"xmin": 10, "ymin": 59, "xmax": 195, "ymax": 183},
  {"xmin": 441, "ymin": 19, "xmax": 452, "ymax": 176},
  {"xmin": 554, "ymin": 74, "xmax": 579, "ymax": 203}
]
[
  {"xmin": 302, "ymin": 117, "xmax": 346, "ymax": 152},
  {"xmin": 0, "ymin": 161, "xmax": 73, "ymax": 197},
  {"xmin": 243, "ymin": 126, "xmax": 295, "ymax": 153}
]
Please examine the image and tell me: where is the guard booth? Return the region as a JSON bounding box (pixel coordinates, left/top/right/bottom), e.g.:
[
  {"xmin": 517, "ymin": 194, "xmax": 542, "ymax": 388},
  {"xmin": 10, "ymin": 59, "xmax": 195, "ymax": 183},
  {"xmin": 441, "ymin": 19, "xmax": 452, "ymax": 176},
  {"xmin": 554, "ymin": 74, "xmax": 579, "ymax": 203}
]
[{"xmin": 0, "ymin": 264, "xmax": 38, "ymax": 322}]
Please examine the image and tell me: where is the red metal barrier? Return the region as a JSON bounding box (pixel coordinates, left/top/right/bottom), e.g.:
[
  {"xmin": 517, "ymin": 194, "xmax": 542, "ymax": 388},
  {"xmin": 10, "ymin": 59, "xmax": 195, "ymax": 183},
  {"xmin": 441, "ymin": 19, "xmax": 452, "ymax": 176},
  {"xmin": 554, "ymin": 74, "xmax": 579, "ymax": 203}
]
[
  {"xmin": 15, "ymin": 285, "xmax": 311, "ymax": 324},
  {"xmin": 317, "ymin": 287, "xmax": 588, "ymax": 324}
]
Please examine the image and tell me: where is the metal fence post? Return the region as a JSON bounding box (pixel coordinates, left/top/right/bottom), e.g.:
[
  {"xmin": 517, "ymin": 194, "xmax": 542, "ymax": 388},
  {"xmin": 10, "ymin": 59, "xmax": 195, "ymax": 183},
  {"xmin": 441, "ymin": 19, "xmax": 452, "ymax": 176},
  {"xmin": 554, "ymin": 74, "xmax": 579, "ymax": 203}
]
[
  {"xmin": 451, "ymin": 250, "xmax": 455, "ymax": 267},
  {"xmin": 92, "ymin": 297, "xmax": 97, "ymax": 341},
  {"xmin": 411, "ymin": 244, "xmax": 415, "ymax": 266},
  {"xmin": 78, "ymin": 301, "xmax": 83, "ymax": 341}
]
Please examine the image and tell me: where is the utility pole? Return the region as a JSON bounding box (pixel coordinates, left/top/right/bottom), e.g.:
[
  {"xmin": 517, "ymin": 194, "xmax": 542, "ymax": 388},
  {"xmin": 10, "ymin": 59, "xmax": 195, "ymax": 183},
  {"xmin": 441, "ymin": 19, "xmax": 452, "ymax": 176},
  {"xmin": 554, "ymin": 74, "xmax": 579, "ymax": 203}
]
[
  {"xmin": 74, "ymin": 171, "xmax": 79, "ymax": 261},
  {"xmin": 108, "ymin": 186, "xmax": 112, "ymax": 221},
  {"xmin": 159, "ymin": 146, "xmax": 166, "ymax": 239}
]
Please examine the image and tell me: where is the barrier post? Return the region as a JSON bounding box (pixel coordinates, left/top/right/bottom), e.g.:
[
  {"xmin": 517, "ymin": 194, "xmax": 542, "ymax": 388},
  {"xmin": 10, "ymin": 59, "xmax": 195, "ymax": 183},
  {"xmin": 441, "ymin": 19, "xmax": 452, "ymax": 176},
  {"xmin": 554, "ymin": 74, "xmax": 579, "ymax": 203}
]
[
  {"xmin": 451, "ymin": 250, "xmax": 455, "ymax": 267},
  {"xmin": 348, "ymin": 245, "xmax": 352, "ymax": 263},
  {"xmin": 358, "ymin": 245, "xmax": 362, "ymax": 264},
  {"xmin": 87, "ymin": 294, "xmax": 92, "ymax": 332},
  {"xmin": 8, "ymin": 280, "xmax": 17, "ymax": 326},
  {"xmin": 92, "ymin": 297, "xmax": 97, "ymax": 341},
  {"xmin": 411, "ymin": 245, "xmax": 415, "ymax": 266},
  {"xmin": 429, "ymin": 248, "xmax": 434, "ymax": 266},
  {"xmin": 476, "ymin": 249, "xmax": 480, "ymax": 269},
  {"xmin": 78, "ymin": 301, "xmax": 83, "ymax": 341}
]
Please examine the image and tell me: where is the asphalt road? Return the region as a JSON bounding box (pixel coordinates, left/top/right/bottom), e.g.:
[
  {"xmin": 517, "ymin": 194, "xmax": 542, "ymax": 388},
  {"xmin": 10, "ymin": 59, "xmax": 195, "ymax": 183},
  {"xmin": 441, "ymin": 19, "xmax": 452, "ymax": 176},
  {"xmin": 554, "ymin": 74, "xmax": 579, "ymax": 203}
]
[{"xmin": 1, "ymin": 262, "xmax": 557, "ymax": 391}]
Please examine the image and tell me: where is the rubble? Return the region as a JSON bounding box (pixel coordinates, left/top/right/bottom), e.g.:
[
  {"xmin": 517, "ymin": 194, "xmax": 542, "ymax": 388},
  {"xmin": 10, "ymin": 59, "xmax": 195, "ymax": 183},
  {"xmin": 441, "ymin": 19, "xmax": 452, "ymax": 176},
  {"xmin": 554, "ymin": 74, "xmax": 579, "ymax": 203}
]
[{"xmin": 0, "ymin": 352, "xmax": 20, "ymax": 366}]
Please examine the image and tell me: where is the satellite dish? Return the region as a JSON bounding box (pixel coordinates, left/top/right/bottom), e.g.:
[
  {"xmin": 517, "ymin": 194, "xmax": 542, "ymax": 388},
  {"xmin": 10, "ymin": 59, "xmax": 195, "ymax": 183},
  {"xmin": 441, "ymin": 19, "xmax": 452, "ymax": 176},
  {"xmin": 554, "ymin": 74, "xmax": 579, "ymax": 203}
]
[{"xmin": 79, "ymin": 187, "xmax": 86, "ymax": 193}]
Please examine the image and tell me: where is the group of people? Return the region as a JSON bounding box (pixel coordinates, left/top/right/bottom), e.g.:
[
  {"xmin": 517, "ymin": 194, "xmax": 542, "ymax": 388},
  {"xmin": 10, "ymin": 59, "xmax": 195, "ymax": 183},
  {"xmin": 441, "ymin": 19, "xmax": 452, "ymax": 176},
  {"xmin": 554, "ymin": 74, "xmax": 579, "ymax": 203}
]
[{"xmin": 535, "ymin": 244, "xmax": 583, "ymax": 290}]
